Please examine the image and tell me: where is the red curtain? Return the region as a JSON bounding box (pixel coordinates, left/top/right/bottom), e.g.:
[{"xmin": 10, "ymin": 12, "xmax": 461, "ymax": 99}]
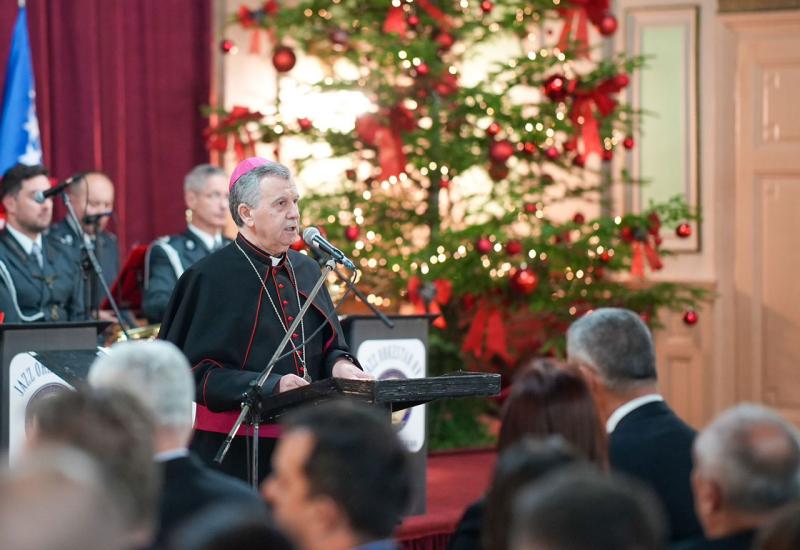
[{"xmin": 0, "ymin": 0, "xmax": 212, "ymax": 255}]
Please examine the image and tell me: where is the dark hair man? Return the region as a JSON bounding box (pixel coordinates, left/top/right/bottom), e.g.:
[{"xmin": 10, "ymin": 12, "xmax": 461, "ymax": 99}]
[
  {"xmin": 262, "ymin": 400, "xmax": 411, "ymax": 550},
  {"xmin": 0, "ymin": 163, "xmax": 84, "ymax": 322},
  {"xmin": 159, "ymin": 157, "xmax": 370, "ymax": 483},
  {"xmin": 142, "ymin": 164, "xmax": 231, "ymax": 323},
  {"xmin": 567, "ymin": 307, "xmax": 702, "ymax": 542}
]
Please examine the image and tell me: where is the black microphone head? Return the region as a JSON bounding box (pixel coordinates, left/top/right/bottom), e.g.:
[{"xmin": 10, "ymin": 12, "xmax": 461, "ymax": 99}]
[
  {"xmin": 302, "ymin": 226, "xmax": 321, "ymax": 246},
  {"xmin": 33, "ymin": 191, "xmax": 47, "ymax": 204}
]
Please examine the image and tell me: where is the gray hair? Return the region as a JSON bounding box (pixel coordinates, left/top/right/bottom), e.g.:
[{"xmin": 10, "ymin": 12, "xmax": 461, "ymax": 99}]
[
  {"xmin": 89, "ymin": 341, "xmax": 194, "ymax": 430},
  {"xmin": 694, "ymin": 403, "xmax": 800, "ymax": 513},
  {"xmin": 566, "ymin": 307, "xmax": 657, "ymax": 392},
  {"xmin": 229, "ymin": 162, "xmax": 292, "ymax": 227},
  {"xmin": 184, "ymin": 164, "xmax": 227, "ymax": 194}
]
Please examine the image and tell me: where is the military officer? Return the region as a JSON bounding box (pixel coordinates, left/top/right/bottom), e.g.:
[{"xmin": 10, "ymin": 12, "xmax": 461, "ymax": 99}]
[
  {"xmin": 0, "ymin": 163, "xmax": 84, "ymax": 323},
  {"xmin": 49, "ymin": 171, "xmax": 120, "ymax": 320},
  {"xmin": 142, "ymin": 164, "xmax": 230, "ymax": 323}
]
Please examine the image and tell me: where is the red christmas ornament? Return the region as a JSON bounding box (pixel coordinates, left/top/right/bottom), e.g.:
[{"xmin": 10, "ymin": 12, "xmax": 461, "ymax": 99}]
[
  {"xmin": 488, "ymin": 163, "xmax": 509, "ymax": 181},
  {"xmin": 486, "ymin": 122, "xmax": 501, "ymax": 137},
  {"xmin": 614, "ymin": 73, "xmax": 630, "ymax": 88},
  {"xmin": 572, "ymin": 154, "xmax": 586, "ymax": 168},
  {"xmin": 683, "ymin": 310, "xmax": 699, "ymax": 326},
  {"xmin": 510, "ymin": 268, "xmax": 539, "ymax": 295},
  {"xmin": 621, "ymin": 226, "xmax": 635, "ymax": 243},
  {"xmin": 480, "ymin": 0, "xmax": 494, "ymax": 13},
  {"xmin": 523, "ymin": 202, "xmax": 538, "ymax": 214},
  {"xmin": 407, "ymin": 14, "xmax": 420, "ymax": 27},
  {"xmin": 329, "ymin": 28, "xmax": 349, "ymax": 47},
  {"xmin": 290, "ymin": 237, "xmax": 306, "ymax": 251},
  {"xmin": 415, "ymin": 63, "xmax": 430, "ymax": 76},
  {"xmin": 435, "ymin": 72, "xmax": 459, "ymax": 96},
  {"xmin": 435, "ymin": 31, "xmax": 455, "ymax": 51},
  {"xmin": 640, "ymin": 311, "xmax": 651, "ymax": 325},
  {"xmin": 572, "ymin": 212, "xmax": 586, "ymax": 224},
  {"xmin": 344, "ymin": 225, "xmax": 360, "ymax": 241},
  {"xmin": 599, "ymin": 251, "xmax": 611, "ymax": 263},
  {"xmin": 272, "ymin": 45, "xmax": 297, "ymax": 72},
  {"xmin": 522, "ymin": 142, "xmax": 537, "ymax": 155},
  {"xmin": 623, "ymin": 136, "xmax": 635, "ymax": 150},
  {"xmin": 297, "ymin": 118, "xmax": 313, "ymax": 131},
  {"xmin": 676, "ymin": 223, "xmax": 692, "ymax": 238},
  {"xmin": 489, "ymin": 140, "xmax": 515, "ymax": 163},
  {"xmin": 220, "ymin": 39, "xmax": 236, "ymax": 54},
  {"xmin": 543, "ymin": 74, "xmax": 570, "ymax": 102},
  {"xmin": 476, "ymin": 237, "xmax": 492, "ymax": 254},
  {"xmin": 598, "ymin": 13, "xmax": 618, "ymax": 36},
  {"xmin": 345, "ymin": 169, "xmax": 357, "ymax": 181},
  {"xmin": 439, "ymin": 178, "xmax": 451, "ymax": 189},
  {"xmin": 544, "ymin": 146, "xmax": 560, "ymax": 160},
  {"xmin": 506, "ymin": 240, "xmax": 523, "ymax": 255},
  {"xmin": 602, "ymin": 149, "xmax": 614, "ymax": 162}
]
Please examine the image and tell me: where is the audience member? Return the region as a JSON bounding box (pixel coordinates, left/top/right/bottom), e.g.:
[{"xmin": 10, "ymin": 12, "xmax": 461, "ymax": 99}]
[
  {"xmin": 674, "ymin": 404, "xmax": 800, "ymax": 550},
  {"xmin": 510, "ymin": 466, "xmax": 667, "ymax": 550},
  {"xmin": 567, "ymin": 307, "xmax": 702, "ymax": 541},
  {"xmin": 481, "ymin": 437, "xmax": 581, "ymax": 550},
  {"xmin": 167, "ymin": 503, "xmax": 294, "ymax": 550},
  {"xmin": 89, "ymin": 340, "xmax": 265, "ymax": 547},
  {"xmin": 0, "ymin": 445, "xmax": 125, "ymax": 550},
  {"xmin": 49, "ymin": 171, "xmax": 120, "ymax": 319},
  {"xmin": 26, "ymin": 387, "xmax": 159, "ymax": 547},
  {"xmin": 753, "ymin": 501, "xmax": 800, "ymax": 550},
  {"xmin": 262, "ymin": 399, "xmax": 411, "ymax": 550},
  {"xmin": 142, "ymin": 164, "xmax": 230, "ymax": 323},
  {"xmin": 449, "ymin": 359, "xmax": 605, "ymax": 550},
  {"xmin": 0, "ymin": 163, "xmax": 84, "ymax": 322}
]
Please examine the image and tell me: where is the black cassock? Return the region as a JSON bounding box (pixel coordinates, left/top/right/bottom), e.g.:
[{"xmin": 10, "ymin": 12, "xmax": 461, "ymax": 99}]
[{"xmin": 159, "ymin": 233, "xmax": 356, "ymax": 482}]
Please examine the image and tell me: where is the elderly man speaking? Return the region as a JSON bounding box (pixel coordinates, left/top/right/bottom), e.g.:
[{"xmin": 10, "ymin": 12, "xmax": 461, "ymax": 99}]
[{"xmin": 159, "ymin": 158, "xmax": 369, "ymax": 483}]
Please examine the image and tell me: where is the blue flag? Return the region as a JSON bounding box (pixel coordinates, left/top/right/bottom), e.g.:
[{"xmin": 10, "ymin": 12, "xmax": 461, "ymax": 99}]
[{"xmin": 0, "ymin": 7, "xmax": 42, "ymax": 175}]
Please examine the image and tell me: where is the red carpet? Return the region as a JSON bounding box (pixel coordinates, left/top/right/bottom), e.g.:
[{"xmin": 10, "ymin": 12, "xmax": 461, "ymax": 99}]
[{"xmin": 397, "ymin": 449, "xmax": 496, "ymax": 550}]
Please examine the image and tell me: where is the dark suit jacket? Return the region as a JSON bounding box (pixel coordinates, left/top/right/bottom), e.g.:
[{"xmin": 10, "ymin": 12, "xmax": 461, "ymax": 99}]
[
  {"xmin": 448, "ymin": 498, "xmax": 484, "ymax": 550},
  {"xmin": 670, "ymin": 530, "xmax": 755, "ymax": 550},
  {"xmin": 609, "ymin": 400, "xmax": 703, "ymax": 542},
  {"xmin": 155, "ymin": 452, "xmax": 265, "ymax": 547}
]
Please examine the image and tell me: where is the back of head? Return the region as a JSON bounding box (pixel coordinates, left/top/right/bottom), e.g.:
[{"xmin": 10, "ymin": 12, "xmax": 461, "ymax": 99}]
[
  {"xmin": 694, "ymin": 403, "xmax": 800, "ymax": 514},
  {"xmin": 0, "ymin": 445, "xmax": 125, "ymax": 550},
  {"xmin": 184, "ymin": 164, "xmax": 227, "ymax": 194},
  {"xmin": 566, "ymin": 308, "xmax": 657, "ymax": 392},
  {"xmin": 1, "ymin": 163, "xmax": 48, "ymax": 199},
  {"xmin": 483, "ymin": 436, "xmax": 581, "ymax": 550},
  {"xmin": 29, "ymin": 387, "xmax": 159, "ymax": 541},
  {"xmin": 283, "ymin": 399, "xmax": 411, "ymax": 541},
  {"xmin": 89, "ymin": 340, "xmax": 194, "ymax": 431},
  {"xmin": 498, "ymin": 359, "xmax": 607, "ymax": 465},
  {"xmin": 511, "ymin": 467, "xmax": 667, "ymax": 550}
]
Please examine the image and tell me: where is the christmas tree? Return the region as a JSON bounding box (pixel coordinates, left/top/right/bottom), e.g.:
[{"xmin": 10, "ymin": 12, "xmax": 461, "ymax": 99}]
[{"xmin": 210, "ymin": 0, "xmax": 705, "ymax": 446}]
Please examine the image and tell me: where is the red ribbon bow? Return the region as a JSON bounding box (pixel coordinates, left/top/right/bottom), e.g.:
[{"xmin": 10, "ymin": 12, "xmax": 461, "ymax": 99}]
[
  {"xmin": 630, "ymin": 237, "xmax": 663, "ymax": 278},
  {"xmin": 568, "ymin": 77, "xmax": 626, "ymax": 157},
  {"xmin": 355, "ymin": 105, "xmax": 414, "ymax": 180},
  {"xmin": 237, "ymin": 2, "xmax": 278, "ymax": 53},
  {"xmin": 462, "ymin": 300, "xmax": 513, "ymax": 364},
  {"xmin": 204, "ymin": 106, "xmax": 263, "ymax": 160},
  {"xmin": 557, "ymin": 0, "xmax": 610, "ymax": 57}
]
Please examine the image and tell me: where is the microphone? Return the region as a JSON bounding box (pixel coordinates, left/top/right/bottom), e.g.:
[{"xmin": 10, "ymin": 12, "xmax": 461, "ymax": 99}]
[
  {"xmin": 83, "ymin": 211, "xmax": 113, "ymax": 224},
  {"xmin": 302, "ymin": 227, "xmax": 356, "ymax": 270},
  {"xmin": 33, "ymin": 174, "xmax": 82, "ymax": 204}
]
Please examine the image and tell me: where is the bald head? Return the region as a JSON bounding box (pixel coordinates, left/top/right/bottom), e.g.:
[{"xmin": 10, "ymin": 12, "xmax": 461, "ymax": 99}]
[{"xmin": 66, "ymin": 172, "xmax": 115, "ymax": 234}]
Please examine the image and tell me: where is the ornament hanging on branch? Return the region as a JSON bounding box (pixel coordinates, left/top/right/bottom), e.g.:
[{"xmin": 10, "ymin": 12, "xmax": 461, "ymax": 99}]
[
  {"xmin": 683, "ymin": 310, "xmax": 698, "ymax": 325},
  {"xmin": 676, "ymin": 223, "xmax": 692, "ymax": 238},
  {"xmin": 220, "ymin": 39, "xmax": 237, "ymax": 54},
  {"xmin": 489, "ymin": 140, "xmax": 515, "ymax": 163},
  {"xmin": 344, "ymin": 225, "xmax": 360, "ymax": 242},
  {"xmin": 476, "ymin": 237, "xmax": 492, "ymax": 254},
  {"xmin": 510, "ymin": 268, "xmax": 539, "ymax": 295},
  {"xmin": 272, "ymin": 45, "xmax": 297, "ymax": 72}
]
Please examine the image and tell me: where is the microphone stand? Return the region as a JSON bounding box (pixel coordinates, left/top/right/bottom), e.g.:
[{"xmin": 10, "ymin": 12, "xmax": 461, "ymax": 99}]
[
  {"xmin": 62, "ymin": 193, "xmax": 131, "ymax": 339},
  {"xmin": 214, "ymin": 258, "xmax": 337, "ymax": 487},
  {"xmin": 329, "ymin": 266, "xmax": 394, "ymax": 329}
]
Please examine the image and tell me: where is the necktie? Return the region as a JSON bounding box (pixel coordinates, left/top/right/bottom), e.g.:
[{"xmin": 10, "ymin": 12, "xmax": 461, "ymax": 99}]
[{"xmin": 31, "ymin": 242, "xmax": 43, "ymax": 269}]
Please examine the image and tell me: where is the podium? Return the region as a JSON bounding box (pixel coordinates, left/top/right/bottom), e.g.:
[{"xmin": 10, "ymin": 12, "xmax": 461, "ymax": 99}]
[{"xmin": 0, "ymin": 322, "xmax": 108, "ymax": 462}]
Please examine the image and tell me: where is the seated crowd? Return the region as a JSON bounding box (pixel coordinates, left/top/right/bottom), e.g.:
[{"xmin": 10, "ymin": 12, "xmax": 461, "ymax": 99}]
[{"xmin": 2, "ymin": 307, "xmax": 799, "ymax": 550}]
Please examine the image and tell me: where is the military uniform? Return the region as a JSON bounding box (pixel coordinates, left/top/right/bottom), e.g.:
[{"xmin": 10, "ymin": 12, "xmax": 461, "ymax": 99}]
[
  {"xmin": 0, "ymin": 228, "xmax": 85, "ymax": 323},
  {"xmin": 49, "ymin": 218, "xmax": 120, "ymax": 312},
  {"xmin": 142, "ymin": 228, "xmax": 230, "ymax": 323}
]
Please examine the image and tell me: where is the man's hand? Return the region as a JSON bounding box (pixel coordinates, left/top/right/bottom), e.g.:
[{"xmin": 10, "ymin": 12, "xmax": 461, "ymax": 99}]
[
  {"xmin": 277, "ymin": 374, "xmax": 310, "ymax": 393},
  {"xmin": 332, "ymin": 360, "xmax": 374, "ymax": 380}
]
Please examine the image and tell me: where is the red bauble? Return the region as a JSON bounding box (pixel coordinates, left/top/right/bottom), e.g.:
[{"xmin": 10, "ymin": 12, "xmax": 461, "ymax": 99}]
[
  {"xmin": 480, "ymin": 0, "xmax": 494, "ymax": 13},
  {"xmin": 676, "ymin": 223, "xmax": 692, "ymax": 238},
  {"xmin": 523, "ymin": 202, "xmax": 537, "ymax": 214},
  {"xmin": 563, "ymin": 140, "xmax": 577, "ymax": 152},
  {"xmin": 345, "ymin": 169, "xmax": 357, "ymax": 181},
  {"xmin": 329, "ymin": 28, "xmax": 349, "ymax": 47},
  {"xmin": 439, "ymin": 178, "xmax": 451, "ymax": 189},
  {"xmin": 602, "ymin": 149, "xmax": 614, "ymax": 162},
  {"xmin": 683, "ymin": 310, "xmax": 699, "ymax": 326},
  {"xmin": 572, "ymin": 154, "xmax": 586, "ymax": 168},
  {"xmin": 543, "ymin": 74, "xmax": 570, "ymax": 102},
  {"xmin": 510, "ymin": 268, "xmax": 539, "ymax": 295},
  {"xmin": 623, "ymin": 136, "xmax": 635, "ymax": 150},
  {"xmin": 621, "ymin": 226, "xmax": 635, "ymax": 243},
  {"xmin": 220, "ymin": 39, "xmax": 236, "ymax": 54},
  {"xmin": 290, "ymin": 237, "xmax": 306, "ymax": 251},
  {"xmin": 489, "ymin": 140, "xmax": 515, "ymax": 163},
  {"xmin": 272, "ymin": 46, "xmax": 297, "ymax": 72},
  {"xmin": 415, "ymin": 62, "xmax": 430, "ymax": 76},
  {"xmin": 614, "ymin": 73, "xmax": 630, "ymax": 88},
  {"xmin": 298, "ymin": 118, "xmax": 313, "ymax": 131},
  {"xmin": 486, "ymin": 122, "xmax": 501, "ymax": 137},
  {"xmin": 522, "ymin": 142, "xmax": 537, "ymax": 155},
  {"xmin": 599, "ymin": 251, "xmax": 611, "ymax": 263},
  {"xmin": 488, "ymin": 163, "xmax": 509, "ymax": 181},
  {"xmin": 435, "ymin": 31, "xmax": 455, "ymax": 51},
  {"xmin": 544, "ymin": 146, "xmax": 560, "ymax": 160},
  {"xmin": 573, "ymin": 212, "xmax": 586, "ymax": 224},
  {"xmin": 476, "ymin": 237, "xmax": 492, "ymax": 254},
  {"xmin": 506, "ymin": 240, "xmax": 523, "ymax": 255},
  {"xmin": 344, "ymin": 225, "xmax": 360, "ymax": 241},
  {"xmin": 598, "ymin": 13, "xmax": 618, "ymax": 36},
  {"xmin": 407, "ymin": 14, "xmax": 420, "ymax": 27}
]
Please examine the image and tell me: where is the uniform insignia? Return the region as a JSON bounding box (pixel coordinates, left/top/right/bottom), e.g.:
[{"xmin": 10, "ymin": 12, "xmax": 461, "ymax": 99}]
[
  {"xmin": 60, "ymin": 234, "xmax": 74, "ymax": 246},
  {"xmin": 186, "ymin": 240, "xmax": 196, "ymax": 251}
]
